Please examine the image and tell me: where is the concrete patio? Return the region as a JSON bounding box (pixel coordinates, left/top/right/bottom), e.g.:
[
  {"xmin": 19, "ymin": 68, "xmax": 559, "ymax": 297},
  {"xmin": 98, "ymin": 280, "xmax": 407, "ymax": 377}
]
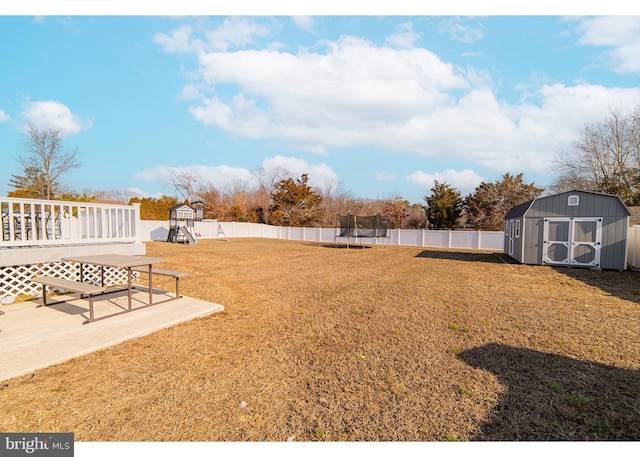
[{"xmin": 0, "ymin": 288, "xmax": 224, "ymax": 381}]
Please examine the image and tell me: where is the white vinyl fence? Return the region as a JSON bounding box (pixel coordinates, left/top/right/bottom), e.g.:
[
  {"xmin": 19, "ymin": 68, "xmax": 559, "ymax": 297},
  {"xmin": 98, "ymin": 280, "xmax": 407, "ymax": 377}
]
[
  {"xmin": 140, "ymin": 220, "xmax": 506, "ymax": 251},
  {"xmin": 143, "ymin": 219, "xmax": 640, "ymax": 268}
]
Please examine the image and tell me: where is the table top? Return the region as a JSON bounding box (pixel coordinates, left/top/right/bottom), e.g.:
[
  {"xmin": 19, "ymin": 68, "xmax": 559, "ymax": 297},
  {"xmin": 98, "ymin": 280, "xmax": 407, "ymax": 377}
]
[{"xmin": 61, "ymin": 254, "xmax": 166, "ymax": 268}]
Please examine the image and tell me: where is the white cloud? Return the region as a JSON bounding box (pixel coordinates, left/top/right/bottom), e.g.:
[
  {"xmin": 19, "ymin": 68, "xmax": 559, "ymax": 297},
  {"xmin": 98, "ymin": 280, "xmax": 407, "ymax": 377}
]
[
  {"xmin": 375, "ymin": 171, "xmax": 396, "ymax": 182},
  {"xmin": 123, "ymin": 187, "xmax": 151, "ymax": 198},
  {"xmin": 189, "ymin": 94, "xmax": 267, "ymax": 137},
  {"xmin": 574, "ymin": 16, "xmax": 640, "ymax": 73},
  {"xmin": 291, "ymin": 16, "xmax": 314, "ymax": 31},
  {"xmin": 574, "ymin": 16, "xmax": 640, "ymax": 47},
  {"xmin": 136, "ymin": 155, "xmax": 339, "ymax": 193},
  {"xmin": 385, "ymin": 22, "xmax": 419, "ymax": 49},
  {"xmin": 189, "ymin": 35, "xmax": 468, "ymax": 151},
  {"xmin": 154, "ymin": 25, "xmax": 197, "ymax": 54},
  {"xmin": 0, "ymin": 109, "xmax": 10, "ymax": 122},
  {"xmin": 154, "ymin": 18, "xmax": 272, "ymax": 54},
  {"xmin": 260, "ymin": 155, "xmax": 339, "ymax": 190},
  {"xmin": 177, "ymin": 83, "xmax": 204, "ymax": 101},
  {"xmin": 407, "ymin": 169, "xmax": 484, "ymax": 196},
  {"xmin": 438, "ymin": 17, "xmax": 485, "ymax": 44},
  {"xmin": 161, "ymin": 24, "xmax": 640, "ymax": 179},
  {"xmin": 136, "ymin": 164, "xmax": 254, "ymax": 191},
  {"xmin": 205, "ymin": 17, "xmax": 271, "ymax": 52},
  {"xmin": 398, "ymin": 84, "xmax": 640, "ymax": 174},
  {"xmin": 21, "ymin": 100, "xmax": 91, "ymax": 135}
]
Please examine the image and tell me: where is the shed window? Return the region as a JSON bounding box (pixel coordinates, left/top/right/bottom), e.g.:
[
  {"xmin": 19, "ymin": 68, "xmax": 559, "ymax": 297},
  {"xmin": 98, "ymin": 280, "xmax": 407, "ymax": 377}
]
[
  {"xmin": 568, "ymin": 195, "xmax": 579, "ymax": 206},
  {"xmin": 515, "ymin": 220, "xmax": 520, "ymax": 238}
]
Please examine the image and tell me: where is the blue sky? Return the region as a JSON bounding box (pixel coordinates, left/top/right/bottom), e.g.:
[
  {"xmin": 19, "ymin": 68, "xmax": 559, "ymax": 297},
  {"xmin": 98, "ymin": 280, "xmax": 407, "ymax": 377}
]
[{"xmin": 2, "ymin": 3, "xmax": 640, "ymax": 205}]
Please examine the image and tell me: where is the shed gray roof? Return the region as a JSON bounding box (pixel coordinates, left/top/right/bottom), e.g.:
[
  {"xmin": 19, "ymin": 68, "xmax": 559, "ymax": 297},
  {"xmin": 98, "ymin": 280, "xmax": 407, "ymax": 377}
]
[
  {"xmin": 504, "ymin": 200, "xmax": 534, "ymax": 219},
  {"xmin": 504, "ymin": 189, "xmax": 632, "ymax": 220}
]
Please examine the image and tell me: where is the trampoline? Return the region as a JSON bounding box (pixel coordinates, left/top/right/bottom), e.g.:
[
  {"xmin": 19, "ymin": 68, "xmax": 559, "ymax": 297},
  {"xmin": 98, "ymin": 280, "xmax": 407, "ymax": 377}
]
[{"xmin": 335, "ymin": 213, "xmax": 391, "ymax": 248}]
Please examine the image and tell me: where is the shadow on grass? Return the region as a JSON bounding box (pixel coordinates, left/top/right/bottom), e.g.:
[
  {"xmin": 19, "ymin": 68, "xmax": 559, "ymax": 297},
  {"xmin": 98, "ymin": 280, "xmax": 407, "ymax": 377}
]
[
  {"xmin": 551, "ymin": 266, "xmax": 640, "ymax": 305},
  {"xmin": 309, "ymin": 243, "xmax": 373, "ymax": 250},
  {"xmin": 458, "ymin": 343, "xmax": 640, "ymax": 440},
  {"xmin": 415, "ymin": 249, "xmax": 515, "ymax": 264}
]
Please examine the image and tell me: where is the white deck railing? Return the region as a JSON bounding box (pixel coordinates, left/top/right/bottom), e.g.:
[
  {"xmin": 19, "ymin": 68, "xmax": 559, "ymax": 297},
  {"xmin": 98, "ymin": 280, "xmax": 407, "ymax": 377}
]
[{"xmin": 1, "ymin": 197, "xmax": 141, "ymax": 247}]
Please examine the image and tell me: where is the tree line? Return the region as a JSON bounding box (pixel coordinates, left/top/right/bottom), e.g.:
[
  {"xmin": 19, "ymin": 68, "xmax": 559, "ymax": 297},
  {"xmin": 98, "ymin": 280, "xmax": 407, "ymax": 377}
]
[
  {"xmin": 130, "ymin": 173, "xmax": 429, "ymax": 229},
  {"xmin": 99, "ymin": 171, "xmax": 543, "ymax": 231},
  {"xmin": 8, "ymin": 105, "xmax": 640, "ymax": 230}
]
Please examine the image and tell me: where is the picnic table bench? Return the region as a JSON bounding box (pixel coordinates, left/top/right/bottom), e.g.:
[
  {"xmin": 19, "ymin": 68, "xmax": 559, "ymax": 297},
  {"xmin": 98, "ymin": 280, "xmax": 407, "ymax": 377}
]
[
  {"xmin": 32, "ymin": 275, "xmax": 107, "ymax": 321},
  {"xmin": 131, "ymin": 267, "xmax": 187, "ymax": 299}
]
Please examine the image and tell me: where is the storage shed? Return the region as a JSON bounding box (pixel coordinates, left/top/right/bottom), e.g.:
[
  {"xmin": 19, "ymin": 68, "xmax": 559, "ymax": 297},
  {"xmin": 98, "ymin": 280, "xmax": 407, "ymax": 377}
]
[{"xmin": 504, "ymin": 190, "xmax": 631, "ymax": 270}]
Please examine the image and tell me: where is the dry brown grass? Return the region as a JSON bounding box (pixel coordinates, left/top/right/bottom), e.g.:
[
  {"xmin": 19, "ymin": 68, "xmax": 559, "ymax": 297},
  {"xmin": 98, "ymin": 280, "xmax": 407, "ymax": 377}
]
[{"xmin": 1, "ymin": 238, "xmax": 639, "ymax": 441}]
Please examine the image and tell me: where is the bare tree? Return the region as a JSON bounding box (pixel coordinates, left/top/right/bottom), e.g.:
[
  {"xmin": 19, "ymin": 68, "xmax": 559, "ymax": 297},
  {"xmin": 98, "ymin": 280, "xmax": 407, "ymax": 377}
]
[
  {"xmin": 318, "ymin": 180, "xmax": 352, "ymax": 226},
  {"xmin": 551, "ymin": 105, "xmax": 640, "ymax": 204},
  {"xmin": 87, "ymin": 188, "xmax": 145, "ymax": 204},
  {"xmin": 253, "ymin": 166, "xmax": 291, "ymax": 223},
  {"xmin": 17, "ymin": 124, "xmax": 80, "ymax": 200},
  {"xmin": 196, "ymin": 183, "xmax": 222, "ymax": 219},
  {"xmin": 166, "ymin": 169, "xmax": 198, "ymax": 204}
]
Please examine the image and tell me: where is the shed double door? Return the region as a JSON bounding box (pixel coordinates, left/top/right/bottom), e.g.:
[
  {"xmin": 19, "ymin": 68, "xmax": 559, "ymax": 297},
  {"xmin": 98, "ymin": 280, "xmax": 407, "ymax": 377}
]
[{"xmin": 543, "ymin": 217, "xmax": 602, "ymax": 268}]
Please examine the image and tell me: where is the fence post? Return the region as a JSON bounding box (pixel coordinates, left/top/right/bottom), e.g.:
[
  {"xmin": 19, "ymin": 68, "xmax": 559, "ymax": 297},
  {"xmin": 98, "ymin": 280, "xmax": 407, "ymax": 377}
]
[
  {"xmin": 132, "ymin": 203, "xmax": 142, "ymax": 244},
  {"xmin": 477, "ymin": 230, "xmax": 481, "ymax": 250},
  {"xmin": 635, "ymin": 226, "xmax": 637, "ymax": 268},
  {"xmin": 632, "ymin": 226, "xmax": 637, "ymax": 268},
  {"xmin": 448, "ymin": 230, "xmax": 452, "ymax": 249}
]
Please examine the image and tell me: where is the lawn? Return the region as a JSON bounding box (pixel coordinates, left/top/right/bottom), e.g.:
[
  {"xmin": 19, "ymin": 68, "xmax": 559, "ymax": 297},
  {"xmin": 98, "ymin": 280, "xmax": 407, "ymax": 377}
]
[{"xmin": 1, "ymin": 238, "xmax": 639, "ymax": 441}]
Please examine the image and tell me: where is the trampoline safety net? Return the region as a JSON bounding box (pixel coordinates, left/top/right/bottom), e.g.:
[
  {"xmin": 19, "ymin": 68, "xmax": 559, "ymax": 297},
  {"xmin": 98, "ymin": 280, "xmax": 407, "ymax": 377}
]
[{"xmin": 336, "ymin": 213, "xmax": 390, "ymax": 238}]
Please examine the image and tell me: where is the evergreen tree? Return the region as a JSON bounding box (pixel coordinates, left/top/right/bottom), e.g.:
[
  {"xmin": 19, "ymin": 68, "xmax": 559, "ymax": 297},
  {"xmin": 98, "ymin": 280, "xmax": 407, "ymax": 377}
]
[
  {"xmin": 465, "ymin": 173, "xmax": 543, "ymax": 230},
  {"xmin": 423, "ymin": 181, "xmax": 463, "ymax": 229},
  {"xmin": 129, "ymin": 195, "xmax": 179, "ymax": 221},
  {"xmin": 8, "ymin": 167, "xmax": 49, "ymax": 198},
  {"xmin": 269, "ymin": 173, "xmax": 324, "ymax": 226}
]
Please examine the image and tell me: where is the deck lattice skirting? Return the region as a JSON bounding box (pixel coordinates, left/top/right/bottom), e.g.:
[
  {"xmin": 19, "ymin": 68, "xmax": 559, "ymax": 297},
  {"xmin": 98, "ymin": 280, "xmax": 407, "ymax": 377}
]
[{"xmin": 1, "ymin": 262, "xmax": 134, "ymax": 298}]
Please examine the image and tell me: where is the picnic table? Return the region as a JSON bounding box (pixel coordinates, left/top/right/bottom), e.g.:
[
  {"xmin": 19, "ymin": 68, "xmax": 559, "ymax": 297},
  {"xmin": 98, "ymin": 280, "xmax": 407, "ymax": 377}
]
[
  {"xmin": 33, "ymin": 254, "xmax": 188, "ymax": 323},
  {"xmin": 61, "ymin": 254, "xmax": 166, "ymax": 311}
]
